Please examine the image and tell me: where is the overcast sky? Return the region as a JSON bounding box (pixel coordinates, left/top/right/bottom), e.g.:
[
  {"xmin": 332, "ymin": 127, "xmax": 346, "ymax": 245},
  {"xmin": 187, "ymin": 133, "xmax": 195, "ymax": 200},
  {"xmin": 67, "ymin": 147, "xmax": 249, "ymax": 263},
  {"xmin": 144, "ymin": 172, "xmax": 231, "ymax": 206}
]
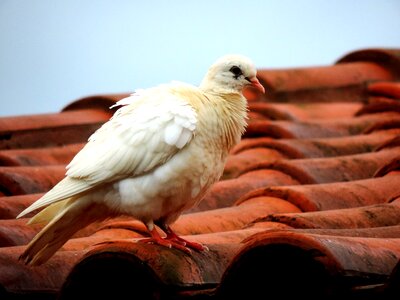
[{"xmin": 1, "ymin": 0, "xmax": 400, "ymax": 116}]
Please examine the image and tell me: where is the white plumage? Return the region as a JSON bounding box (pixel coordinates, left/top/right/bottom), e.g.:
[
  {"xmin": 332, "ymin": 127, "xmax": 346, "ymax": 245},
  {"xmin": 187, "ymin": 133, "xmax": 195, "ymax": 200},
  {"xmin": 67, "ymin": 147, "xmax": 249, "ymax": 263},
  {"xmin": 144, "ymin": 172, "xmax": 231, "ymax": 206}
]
[{"xmin": 17, "ymin": 54, "xmax": 265, "ymax": 265}]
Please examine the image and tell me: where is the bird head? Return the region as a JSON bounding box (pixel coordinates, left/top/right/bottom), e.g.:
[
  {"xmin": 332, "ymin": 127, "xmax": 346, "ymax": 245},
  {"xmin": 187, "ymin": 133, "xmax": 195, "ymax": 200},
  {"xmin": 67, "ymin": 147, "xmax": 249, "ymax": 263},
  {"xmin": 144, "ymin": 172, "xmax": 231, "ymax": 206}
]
[{"xmin": 200, "ymin": 54, "xmax": 265, "ymax": 94}]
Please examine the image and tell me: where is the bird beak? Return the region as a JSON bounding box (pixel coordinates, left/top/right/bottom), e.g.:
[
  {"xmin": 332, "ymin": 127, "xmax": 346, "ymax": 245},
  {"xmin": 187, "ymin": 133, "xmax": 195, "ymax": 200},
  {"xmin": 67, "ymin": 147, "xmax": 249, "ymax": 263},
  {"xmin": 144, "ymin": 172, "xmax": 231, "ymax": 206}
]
[{"xmin": 248, "ymin": 77, "xmax": 265, "ymax": 94}]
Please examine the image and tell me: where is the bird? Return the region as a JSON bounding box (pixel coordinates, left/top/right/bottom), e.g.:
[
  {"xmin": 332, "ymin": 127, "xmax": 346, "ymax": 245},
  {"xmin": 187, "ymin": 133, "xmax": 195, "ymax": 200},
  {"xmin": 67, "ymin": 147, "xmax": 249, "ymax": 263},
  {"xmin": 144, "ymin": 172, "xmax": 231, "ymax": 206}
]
[{"xmin": 17, "ymin": 54, "xmax": 265, "ymax": 265}]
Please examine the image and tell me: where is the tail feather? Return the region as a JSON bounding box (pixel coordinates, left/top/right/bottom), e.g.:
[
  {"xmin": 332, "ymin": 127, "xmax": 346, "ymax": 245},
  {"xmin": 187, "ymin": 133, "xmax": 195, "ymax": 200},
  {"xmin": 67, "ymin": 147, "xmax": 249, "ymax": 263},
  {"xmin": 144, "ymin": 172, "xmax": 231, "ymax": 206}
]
[
  {"xmin": 20, "ymin": 198, "xmax": 109, "ymax": 266},
  {"xmin": 27, "ymin": 199, "xmax": 70, "ymax": 225},
  {"xmin": 17, "ymin": 177, "xmax": 93, "ymax": 219}
]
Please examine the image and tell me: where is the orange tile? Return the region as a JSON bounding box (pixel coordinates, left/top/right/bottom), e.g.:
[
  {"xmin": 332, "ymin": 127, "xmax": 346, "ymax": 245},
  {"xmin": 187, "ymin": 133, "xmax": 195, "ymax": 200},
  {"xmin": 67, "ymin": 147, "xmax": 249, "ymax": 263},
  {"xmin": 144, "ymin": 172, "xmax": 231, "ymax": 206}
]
[
  {"xmin": 1, "ymin": 47, "xmax": 400, "ymax": 299},
  {"xmin": 232, "ymin": 130, "xmax": 400, "ymax": 159},
  {"xmin": 0, "ymin": 193, "xmax": 43, "ymax": 219},
  {"xmin": 368, "ymin": 81, "xmax": 400, "ymax": 99},
  {"xmin": 257, "ymin": 201, "xmax": 400, "ymax": 229},
  {"xmin": 0, "ymin": 110, "xmax": 110, "ymax": 149},
  {"xmin": 0, "ymin": 166, "xmax": 64, "ymax": 195},
  {"xmin": 0, "ymin": 144, "xmax": 83, "ymax": 166},
  {"xmin": 220, "ymin": 229, "xmax": 400, "ymax": 298},
  {"xmin": 195, "ymin": 169, "xmax": 300, "ymax": 211},
  {"xmin": 245, "ymin": 112, "xmax": 400, "ymax": 139},
  {"xmin": 237, "ymin": 172, "xmax": 400, "ymax": 211}
]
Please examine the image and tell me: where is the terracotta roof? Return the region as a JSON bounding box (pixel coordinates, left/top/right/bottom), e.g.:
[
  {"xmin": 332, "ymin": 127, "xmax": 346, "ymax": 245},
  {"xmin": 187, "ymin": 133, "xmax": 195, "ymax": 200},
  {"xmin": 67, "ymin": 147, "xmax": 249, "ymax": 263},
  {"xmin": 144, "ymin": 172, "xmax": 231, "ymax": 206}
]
[{"xmin": 1, "ymin": 48, "xmax": 400, "ymax": 299}]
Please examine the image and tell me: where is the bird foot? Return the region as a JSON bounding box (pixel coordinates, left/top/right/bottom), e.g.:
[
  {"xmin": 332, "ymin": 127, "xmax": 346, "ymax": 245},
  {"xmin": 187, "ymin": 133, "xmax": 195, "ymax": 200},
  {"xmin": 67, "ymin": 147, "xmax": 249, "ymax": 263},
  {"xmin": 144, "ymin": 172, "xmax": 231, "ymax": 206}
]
[
  {"xmin": 164, "ymin": 228, "xmax": 208, "ymax": 252},
  {"xmin": 138, "ymin": 236, "xmax": 192, "ymax": 254},
  {"xmin": 138, "ymin": 227, "xmax": 208, "ymax": 253},
  {"xmin": 168, "ymin": 236, "xmax": 209, "ymax": 252}
]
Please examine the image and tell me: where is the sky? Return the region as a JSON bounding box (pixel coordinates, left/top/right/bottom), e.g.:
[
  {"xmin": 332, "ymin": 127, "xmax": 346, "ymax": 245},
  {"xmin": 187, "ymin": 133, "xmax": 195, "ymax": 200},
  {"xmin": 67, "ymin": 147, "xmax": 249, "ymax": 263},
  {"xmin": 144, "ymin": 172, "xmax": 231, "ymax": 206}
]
[{"xmin": 1, "ymin": 0, "xmax": 400, "ymax": 117}]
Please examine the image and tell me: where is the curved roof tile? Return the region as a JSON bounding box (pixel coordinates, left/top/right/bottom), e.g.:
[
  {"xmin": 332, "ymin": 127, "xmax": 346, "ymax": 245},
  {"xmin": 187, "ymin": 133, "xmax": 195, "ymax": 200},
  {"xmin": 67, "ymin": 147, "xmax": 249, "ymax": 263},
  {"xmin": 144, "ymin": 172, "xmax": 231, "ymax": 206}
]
[{"xmin": 1, "ymin": 47, "xmax": 400, "ymax": 299}]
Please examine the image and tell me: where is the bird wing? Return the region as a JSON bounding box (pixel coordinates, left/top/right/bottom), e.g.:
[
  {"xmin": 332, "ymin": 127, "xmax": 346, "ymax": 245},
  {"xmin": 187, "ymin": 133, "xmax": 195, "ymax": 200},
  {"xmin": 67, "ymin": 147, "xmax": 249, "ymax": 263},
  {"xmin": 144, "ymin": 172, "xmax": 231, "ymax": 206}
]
[{"xmin": 17, "ymin": 86, "xmax": 198, "ymax": 218}]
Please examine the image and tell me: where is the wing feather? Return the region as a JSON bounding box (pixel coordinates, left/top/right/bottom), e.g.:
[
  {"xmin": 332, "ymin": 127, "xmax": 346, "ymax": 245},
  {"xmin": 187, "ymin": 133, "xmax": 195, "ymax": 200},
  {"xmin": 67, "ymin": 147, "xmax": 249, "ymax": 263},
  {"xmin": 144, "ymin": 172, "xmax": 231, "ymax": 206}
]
[
  {"xmin": 18, "ymin": 84, "xmax": 199, "ymax": 218},
  {"xmin": 67, "ymin": 90, "xmax": 197, "ymax": 181},
  {"xmin": 164, "ymin": 122, "xmax": 184, "ymax": 146}
]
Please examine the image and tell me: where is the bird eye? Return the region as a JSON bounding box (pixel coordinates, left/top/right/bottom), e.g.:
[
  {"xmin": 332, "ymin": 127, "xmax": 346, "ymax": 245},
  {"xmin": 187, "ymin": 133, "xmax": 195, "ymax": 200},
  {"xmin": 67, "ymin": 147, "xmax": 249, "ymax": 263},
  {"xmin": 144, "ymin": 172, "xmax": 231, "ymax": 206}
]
[{"xmin": 229, "ymin": 66, "xmax": 243, "ymax": 79}]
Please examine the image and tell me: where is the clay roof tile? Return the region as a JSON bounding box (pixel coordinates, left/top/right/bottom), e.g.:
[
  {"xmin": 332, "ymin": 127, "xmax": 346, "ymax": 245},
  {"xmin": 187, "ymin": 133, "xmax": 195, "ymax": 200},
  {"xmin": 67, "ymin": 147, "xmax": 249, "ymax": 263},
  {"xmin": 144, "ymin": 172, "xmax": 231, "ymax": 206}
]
[{"xmin": 1, "ymin": 47, "xmax": 400, "ymax": 299}]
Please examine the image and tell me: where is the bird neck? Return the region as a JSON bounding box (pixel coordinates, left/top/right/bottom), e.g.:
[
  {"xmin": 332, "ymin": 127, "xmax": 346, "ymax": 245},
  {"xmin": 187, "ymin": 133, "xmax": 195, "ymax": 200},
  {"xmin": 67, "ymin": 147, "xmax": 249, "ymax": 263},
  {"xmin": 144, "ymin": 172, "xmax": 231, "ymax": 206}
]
[{"xmin": 201, "ymin": 92, "xmax": 248, "ymax": 151}]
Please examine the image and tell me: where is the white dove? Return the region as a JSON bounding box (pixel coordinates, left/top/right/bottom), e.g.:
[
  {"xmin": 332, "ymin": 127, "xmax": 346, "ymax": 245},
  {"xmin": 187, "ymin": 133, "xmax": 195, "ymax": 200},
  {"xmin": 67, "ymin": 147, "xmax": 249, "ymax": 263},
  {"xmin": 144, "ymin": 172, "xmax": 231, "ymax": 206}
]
[{"xmin": 17, "ymin": 54, "xmax": 265, "ymax": 265}]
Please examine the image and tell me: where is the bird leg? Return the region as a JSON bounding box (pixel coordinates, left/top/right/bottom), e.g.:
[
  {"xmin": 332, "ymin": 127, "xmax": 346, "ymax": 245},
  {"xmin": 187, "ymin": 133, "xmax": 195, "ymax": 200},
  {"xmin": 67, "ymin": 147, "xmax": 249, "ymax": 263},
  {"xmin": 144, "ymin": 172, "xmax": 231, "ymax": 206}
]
[
  {"xmin": 139, "ymin": 224, "xmax": 192, "ymax": 254},
  {"xmin": 159, "ymin": 223, "xmax": 208, "ymax": 252}
]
